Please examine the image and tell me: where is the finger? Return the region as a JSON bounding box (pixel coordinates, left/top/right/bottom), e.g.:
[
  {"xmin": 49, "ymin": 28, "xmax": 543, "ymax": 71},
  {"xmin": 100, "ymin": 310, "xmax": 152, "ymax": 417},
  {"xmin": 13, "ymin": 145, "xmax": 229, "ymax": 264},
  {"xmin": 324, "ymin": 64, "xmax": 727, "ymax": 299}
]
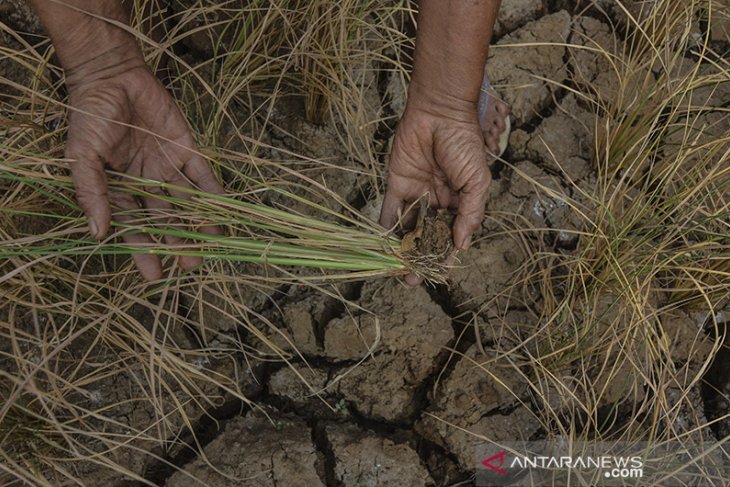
[
  {"xmin": 66, "ymin": 147, "xmax": 111, "ymax": 239},
  {"xmin": 493, "ymin": 114, "xmax": 506, "ymax": 133},
  {"xmin": 405, "ymin": 273, "xmax": 423, "ymax": 287},
  {"xmin": 400, "ymin": 199, "xmax": 422, "ymax": 230},
  {"xmin": 141, "ymin": 191, "xmax": 202, "ymax": 271},
  {"xmin": 453, "ymin": 169, "xmax": 491, "ymax": 251},
  {"xmin": 439, "ymin": 179, "xmax": 461, "ymax": 209},
  {"xmin": 496, "ymin": 100, "xmax": 510, "ymax": 117},
  {"xmin": 198, "ymin": 224, "xmax": 223, "ymax": 236},
  {"xmin": 485, "ymin": 137, "xmax": 499, "ymax": 156},
  {"xmin": 110, "ymin": 192, "xmax": 163, "ymax": 281},
  {"xmin": 159, "ymin": 169, "xmax": 222, "ymax": 234},
  {"xmin": 480, "ymin": 125, "xmax": 495, "ymax": 154},
  {"xmin": 176, "ymin": 155, "xmax": 225, "ymax": 237},
  {"xmin": 182, "ymin": 154, "xmax": 225, "ymax": 196},
  {"xmin": 379, "ymin": 189, "xmax": 404, "ymax": 230}
]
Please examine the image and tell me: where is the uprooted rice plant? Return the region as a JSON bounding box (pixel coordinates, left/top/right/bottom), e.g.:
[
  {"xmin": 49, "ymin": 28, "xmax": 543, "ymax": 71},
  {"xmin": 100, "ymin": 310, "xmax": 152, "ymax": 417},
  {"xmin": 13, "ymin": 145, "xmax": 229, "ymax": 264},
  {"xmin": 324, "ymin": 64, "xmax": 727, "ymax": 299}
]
[{"xmin": 0, "ymin": 0, "xmax": 728, "ymax": 485}]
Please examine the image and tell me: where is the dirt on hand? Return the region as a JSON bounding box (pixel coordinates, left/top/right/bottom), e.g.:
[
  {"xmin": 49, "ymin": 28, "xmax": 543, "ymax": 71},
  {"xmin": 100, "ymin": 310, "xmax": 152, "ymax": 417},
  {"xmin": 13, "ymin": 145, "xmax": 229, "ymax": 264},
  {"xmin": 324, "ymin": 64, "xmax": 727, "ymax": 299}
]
[{"xmin": 400, "ymin": 200, "xmax": 456, "ymax": 258}]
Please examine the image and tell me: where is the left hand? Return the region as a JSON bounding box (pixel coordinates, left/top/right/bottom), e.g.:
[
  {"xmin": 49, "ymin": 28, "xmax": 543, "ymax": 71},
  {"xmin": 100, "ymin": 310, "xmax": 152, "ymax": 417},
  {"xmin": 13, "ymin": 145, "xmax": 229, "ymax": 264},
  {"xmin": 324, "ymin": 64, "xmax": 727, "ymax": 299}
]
[{"xmin": 65, "ymin": 61, "xmax": 225, "ymax": 280}]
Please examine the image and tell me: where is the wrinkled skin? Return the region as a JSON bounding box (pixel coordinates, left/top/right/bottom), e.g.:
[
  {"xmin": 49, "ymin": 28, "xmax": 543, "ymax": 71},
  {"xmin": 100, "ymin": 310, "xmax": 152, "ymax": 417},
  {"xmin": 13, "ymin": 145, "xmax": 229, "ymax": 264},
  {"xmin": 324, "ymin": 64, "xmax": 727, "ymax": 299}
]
[
  {"xmin": 66, "ymin": 66, "xmax": 224, "ymax": 280},
  {"xmin": 379, "ymin": 90, "xmax": 508, "ymax": 286},
  {"xmin": 378, "ymin": 0, "xmax": 506, "ymax": 286},
  {"xmin": 380, "ymin": 107, "xmax": 490, "ymax": 248},
  {"xmin": 32, "ymin": 0, "xmax": 505, "ymax": 283}
]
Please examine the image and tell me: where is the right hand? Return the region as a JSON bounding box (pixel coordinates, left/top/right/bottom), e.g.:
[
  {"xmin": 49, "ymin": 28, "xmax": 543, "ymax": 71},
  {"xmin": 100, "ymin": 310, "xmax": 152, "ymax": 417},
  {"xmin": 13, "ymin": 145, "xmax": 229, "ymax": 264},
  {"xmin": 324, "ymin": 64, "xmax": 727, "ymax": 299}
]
[
  {"xmin": 380, "ymin": 88, "xmax": 491, "ymax": 285},
  {"xmin": 380, "ymin": 102, "xmax": 491, "ymax": 251},
  {"xmin": 376, "ymin": 0, "xmax": 502, "ymax": 286},
  {"xmin": 65, "ymin": 55, "xmax": 224, "ymax": 281}
]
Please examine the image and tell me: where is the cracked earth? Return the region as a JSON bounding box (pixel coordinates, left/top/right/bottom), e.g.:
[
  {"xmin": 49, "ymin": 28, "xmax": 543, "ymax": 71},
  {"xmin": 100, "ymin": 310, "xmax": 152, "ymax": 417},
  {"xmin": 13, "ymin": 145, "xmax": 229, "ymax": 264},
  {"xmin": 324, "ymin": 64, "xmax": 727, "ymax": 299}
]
[{"xmin": 2, "ymin": 0, "xmax": 728, "ymax": 485}]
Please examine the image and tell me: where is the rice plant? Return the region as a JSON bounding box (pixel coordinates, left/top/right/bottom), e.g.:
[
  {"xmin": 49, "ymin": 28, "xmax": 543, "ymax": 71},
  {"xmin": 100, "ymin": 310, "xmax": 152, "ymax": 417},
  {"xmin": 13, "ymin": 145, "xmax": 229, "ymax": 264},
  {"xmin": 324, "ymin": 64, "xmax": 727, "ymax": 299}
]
[
  {"xmin": 0, "ymin": 0, "xmax": 728, "ymax": 485},
  {"xmin": 0, "ymin": 2, "xmax": 424, "ymax": 484}
]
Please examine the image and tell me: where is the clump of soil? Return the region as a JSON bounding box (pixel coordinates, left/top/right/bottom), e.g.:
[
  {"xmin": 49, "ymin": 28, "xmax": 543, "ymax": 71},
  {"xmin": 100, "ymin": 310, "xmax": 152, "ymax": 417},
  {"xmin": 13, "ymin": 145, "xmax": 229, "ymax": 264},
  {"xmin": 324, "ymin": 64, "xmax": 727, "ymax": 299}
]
[
  {"xmin": 165, "ymin": 413, "xmax": 325, "ymax": 487},
  {"xmin": 418, "ymin": 209, "xmax": 455, "ymax": 256},
  {"xmin": 416, "ymin": 345, "xmax": 540, "ymax": 469},
  {"xmin": 324, "ymin": 423, "xmax": 434, "ymax": 486},
  {"xmin": 401, "ymin": 206, "xmax": 455, "ymax": 257},
  {"xmin": 486, "ymin": 10, "xmax": 571, "ymax": 125},
  {"xmin": 267, "ymin": 278, "xmax": 455, "ymax": 422}
]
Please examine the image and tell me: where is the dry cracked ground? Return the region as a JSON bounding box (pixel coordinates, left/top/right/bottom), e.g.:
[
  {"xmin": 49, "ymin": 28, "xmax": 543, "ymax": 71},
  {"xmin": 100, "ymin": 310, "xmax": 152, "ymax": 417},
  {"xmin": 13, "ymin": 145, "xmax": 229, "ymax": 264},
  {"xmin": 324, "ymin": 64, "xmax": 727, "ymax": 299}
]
[{"xmin": 2, "ymin": 0, "xmax": 729, "ymax": 486}]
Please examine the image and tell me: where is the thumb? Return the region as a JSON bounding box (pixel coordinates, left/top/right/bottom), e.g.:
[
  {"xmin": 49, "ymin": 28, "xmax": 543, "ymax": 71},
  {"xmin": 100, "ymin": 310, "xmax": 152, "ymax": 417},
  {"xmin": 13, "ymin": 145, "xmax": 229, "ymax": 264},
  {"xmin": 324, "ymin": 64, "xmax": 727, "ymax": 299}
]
[
  {"xmin": 453, "ymin": 169, "xmax": 490, "ymax": 251},
  {"xmin": 67, "ymin": 146, "xmax": 111, "ymax": 239}
]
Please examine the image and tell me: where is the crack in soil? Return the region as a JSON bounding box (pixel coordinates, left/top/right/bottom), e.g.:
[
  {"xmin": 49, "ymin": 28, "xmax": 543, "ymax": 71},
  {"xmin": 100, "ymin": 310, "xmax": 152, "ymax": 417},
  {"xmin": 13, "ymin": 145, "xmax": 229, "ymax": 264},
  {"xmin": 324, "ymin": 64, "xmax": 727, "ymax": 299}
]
[
  {"xmin": 701, "ymin": 318, "xmax": 730, "ymax": 440},
  {"xmin": 142, "ymin": 397, "xmax": 257, "ymax": 486},
  {"xmin": 312, "ymin": 421, "xmax": 340, "ymax": 487}
]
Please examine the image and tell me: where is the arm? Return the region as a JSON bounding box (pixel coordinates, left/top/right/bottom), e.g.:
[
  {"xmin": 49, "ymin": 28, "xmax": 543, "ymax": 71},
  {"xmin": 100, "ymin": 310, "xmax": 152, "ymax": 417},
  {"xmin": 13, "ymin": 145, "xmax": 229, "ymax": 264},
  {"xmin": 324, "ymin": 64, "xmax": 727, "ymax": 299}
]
[
  {"xmin": 380, "ymin": 0, "xmax": 503, "ymax": 281},
  {"xmin": 409, "ymin": 0, "xmax": 500, "ymax": 118},
  {"xmin": 30, "ymin": 1, "xmax": 224, "ymax": 281},
  {"xmin": 28, "ymin": 1, "xmax": 142, "ymax": 84}
]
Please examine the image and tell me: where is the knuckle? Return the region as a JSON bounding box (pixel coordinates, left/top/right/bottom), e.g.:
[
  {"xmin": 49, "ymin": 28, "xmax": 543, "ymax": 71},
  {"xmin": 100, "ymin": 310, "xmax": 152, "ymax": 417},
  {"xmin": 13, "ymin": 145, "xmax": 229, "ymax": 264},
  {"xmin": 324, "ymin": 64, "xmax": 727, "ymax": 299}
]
[{"xmin": 75, "ymin": 185, "xmax": 108, "ymax": 201}]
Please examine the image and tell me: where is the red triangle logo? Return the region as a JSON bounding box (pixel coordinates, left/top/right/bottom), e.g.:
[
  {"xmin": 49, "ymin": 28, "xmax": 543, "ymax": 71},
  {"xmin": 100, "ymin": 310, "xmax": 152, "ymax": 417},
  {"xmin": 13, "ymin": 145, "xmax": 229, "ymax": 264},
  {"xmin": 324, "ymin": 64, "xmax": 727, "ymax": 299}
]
[{"xmin": 482, "ymin": 450, "xmax": 508, "ymax": 475}]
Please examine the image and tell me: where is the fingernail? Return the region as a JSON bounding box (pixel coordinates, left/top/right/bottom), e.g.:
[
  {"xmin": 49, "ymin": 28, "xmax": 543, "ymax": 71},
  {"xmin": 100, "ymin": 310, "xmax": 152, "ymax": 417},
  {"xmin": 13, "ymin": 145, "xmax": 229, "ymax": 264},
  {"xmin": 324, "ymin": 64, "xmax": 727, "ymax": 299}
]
[
  {"xmin": 460, "ymin": 236, "xmax": 472, "ymax": 251},
  {"xmin": 88, "ymin": 218, "xmax": 98, "ymax": 238}
]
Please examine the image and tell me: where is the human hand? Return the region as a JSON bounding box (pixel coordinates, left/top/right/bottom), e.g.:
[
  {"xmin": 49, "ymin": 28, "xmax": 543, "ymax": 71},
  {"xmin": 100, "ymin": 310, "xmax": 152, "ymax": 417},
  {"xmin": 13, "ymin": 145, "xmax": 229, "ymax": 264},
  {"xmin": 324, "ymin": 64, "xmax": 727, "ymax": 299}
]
[
  {"xmin": 376, "ymin": 0, "xmax": 504, "ymax": 286},
  {"xmin": 380, "ymin": 90, "xmax": 491, "ymax": 285},
  {"xmin": 65, "ymin": 59, "xmax": 224, "ymax": 281},
  {"xmin": 30, "ymin": 1, "xmax": 225, "ymax": 280}
]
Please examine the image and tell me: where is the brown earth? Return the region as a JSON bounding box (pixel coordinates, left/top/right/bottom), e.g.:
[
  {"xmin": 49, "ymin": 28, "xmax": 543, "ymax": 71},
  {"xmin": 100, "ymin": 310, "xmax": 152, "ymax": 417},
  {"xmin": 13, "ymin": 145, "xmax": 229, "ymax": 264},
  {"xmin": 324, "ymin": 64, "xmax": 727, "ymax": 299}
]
[{"xmin": 1, "ymin": 0, "xmax": 728, "ymax": 486}]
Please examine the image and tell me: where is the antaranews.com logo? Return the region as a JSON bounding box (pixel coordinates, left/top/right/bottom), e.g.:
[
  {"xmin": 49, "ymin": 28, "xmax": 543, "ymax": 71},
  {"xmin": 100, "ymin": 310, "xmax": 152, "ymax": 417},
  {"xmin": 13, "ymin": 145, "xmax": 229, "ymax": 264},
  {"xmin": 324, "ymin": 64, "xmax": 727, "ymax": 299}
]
[
  {"xmin": 481, "ymin": 450, "xmax": 642, "ymax": 480},
  {"xmin": 475, "ymin": 441, "xmax": 729, "ymax": 486}
]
